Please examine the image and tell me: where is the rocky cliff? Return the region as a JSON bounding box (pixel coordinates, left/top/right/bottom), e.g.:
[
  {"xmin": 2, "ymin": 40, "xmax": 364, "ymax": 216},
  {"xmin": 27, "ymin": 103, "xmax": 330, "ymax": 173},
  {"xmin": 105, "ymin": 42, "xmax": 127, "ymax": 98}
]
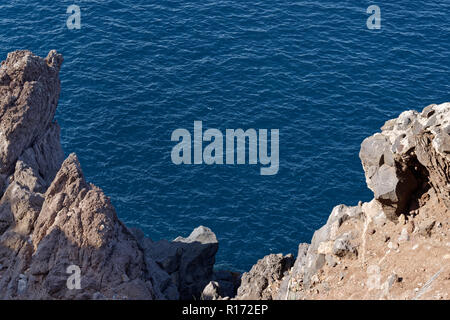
[
  {"xmin": 230, "ymin": 103, "xmax": 450, "ymax": 300},
  {"xmin": 0, "ymin": 50, "xmax": 448, "ymax": 300}
]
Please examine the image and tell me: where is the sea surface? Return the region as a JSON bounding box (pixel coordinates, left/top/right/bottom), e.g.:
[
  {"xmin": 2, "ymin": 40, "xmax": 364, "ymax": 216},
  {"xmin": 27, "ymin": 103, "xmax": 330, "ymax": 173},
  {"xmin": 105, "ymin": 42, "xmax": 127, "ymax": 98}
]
[{"xmin": 0, "ymin": 1, "xmax": 449, "ymax": 272}]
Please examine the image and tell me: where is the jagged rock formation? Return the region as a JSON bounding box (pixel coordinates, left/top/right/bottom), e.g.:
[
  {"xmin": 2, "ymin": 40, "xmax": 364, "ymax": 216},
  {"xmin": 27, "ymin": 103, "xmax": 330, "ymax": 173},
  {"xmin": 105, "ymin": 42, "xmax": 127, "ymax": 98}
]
[
  {"xmin": 360, "ymin": 106, "xmax": 450, "ymax": 219},
  {"xmin": 0, "ymin": 50, "xmax": 220, "ymax": 300},
  {"xmin": 234, "ymin": 103, "xmax": 450, "ymax": 300}
]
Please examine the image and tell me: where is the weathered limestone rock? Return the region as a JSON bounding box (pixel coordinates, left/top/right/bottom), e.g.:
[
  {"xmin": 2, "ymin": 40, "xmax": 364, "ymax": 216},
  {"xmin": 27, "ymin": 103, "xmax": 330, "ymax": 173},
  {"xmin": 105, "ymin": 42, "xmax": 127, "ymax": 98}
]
[
  {"xmin": 0, "ymin": 154, "xmax": 161, "ymax": 299},
  {"xmin": 360, "ymin": 103, "xmax": 450, "ymax": 220},
  {"xmin": 362, "ymin": 199, "xmax": 387, "ymax": 226}
]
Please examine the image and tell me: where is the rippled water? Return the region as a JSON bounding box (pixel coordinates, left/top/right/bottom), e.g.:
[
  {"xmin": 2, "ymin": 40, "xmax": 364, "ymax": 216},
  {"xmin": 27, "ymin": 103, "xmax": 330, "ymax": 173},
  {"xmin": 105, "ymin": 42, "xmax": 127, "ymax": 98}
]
[{"xmin": 1, "ymin": 1, "xmax": 449, "ymax": 271}]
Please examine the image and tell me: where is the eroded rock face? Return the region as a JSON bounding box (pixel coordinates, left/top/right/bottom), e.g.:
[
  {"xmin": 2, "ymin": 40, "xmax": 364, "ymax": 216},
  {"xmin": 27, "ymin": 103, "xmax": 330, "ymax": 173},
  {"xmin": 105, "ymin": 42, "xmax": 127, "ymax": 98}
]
[
  {"xmin": 0, "ymin": 144, "xmax": 160, "ymax": 298},
  {"xmin": 0, "ymin": 52, "xmax": 67, "ymax": 298},
  {"xmin": 0, "ymin": 155, "xmax": 143, "ymax": 298},
  {"xmin": 21, "ymin": 154, "xmax": 155, "ymax": 299},
  {"xmin": 360, "ymin": 104, "xmax": 450, "ymax": 220},
  {"xmin": 0, "ymin": 50, "xmax": 219, "ymax": 300},
  {"xmin": 0, "ymin": 50, "xmax": 63, "ymax": 176}
]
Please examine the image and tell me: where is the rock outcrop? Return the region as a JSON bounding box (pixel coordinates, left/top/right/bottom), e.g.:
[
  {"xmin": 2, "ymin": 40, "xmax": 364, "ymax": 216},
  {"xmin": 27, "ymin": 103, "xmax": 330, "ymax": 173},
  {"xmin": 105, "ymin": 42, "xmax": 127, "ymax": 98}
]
[
  {"xmin": 234, "ymin": 103, "xmax": 450, "ymax": 300},
  {"xmin": 360, "ymin": 106, "xmax": 450, "ymax": 220},
  {"xmin": 0, "ymin": 50, "xmax": 219, "ymax": 300}
]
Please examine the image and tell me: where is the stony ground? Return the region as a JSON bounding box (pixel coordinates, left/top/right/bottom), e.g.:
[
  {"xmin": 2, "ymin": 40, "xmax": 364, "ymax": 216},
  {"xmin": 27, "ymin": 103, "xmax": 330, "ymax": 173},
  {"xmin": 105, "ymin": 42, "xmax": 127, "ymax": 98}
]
[{"xmin": 288, "ymin": 193, "xmax": 449, "ymax": 300}]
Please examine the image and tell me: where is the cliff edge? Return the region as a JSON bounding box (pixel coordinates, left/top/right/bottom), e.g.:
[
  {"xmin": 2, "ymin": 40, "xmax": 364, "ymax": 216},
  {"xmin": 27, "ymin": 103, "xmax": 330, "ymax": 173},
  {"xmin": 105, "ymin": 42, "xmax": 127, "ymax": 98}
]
[{"xmin": 231, "ymin": 103, "xmax": 450, "ymax": 300}]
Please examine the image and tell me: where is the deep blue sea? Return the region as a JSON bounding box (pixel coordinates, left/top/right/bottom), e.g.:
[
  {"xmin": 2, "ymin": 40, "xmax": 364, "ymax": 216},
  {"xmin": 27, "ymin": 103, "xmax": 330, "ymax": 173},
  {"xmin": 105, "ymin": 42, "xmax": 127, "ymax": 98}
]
[{"xmin": 1, "ymin": 1, "xmax": 449, "ymax": 271}]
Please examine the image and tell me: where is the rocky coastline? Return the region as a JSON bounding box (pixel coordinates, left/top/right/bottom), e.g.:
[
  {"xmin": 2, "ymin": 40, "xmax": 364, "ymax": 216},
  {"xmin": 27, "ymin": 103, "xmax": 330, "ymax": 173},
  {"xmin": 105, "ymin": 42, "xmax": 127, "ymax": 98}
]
[{"xmin": 0, "ymin": 50, "xmax": 448, "ymax": 300}]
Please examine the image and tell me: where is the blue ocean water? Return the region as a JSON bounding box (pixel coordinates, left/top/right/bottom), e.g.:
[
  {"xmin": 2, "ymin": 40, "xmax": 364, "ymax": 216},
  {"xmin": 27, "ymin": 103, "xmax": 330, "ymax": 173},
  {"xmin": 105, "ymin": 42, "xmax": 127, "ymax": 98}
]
[{"xmin": 0, "ymin": 1, "xmax": 449, "ymax": 272}]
